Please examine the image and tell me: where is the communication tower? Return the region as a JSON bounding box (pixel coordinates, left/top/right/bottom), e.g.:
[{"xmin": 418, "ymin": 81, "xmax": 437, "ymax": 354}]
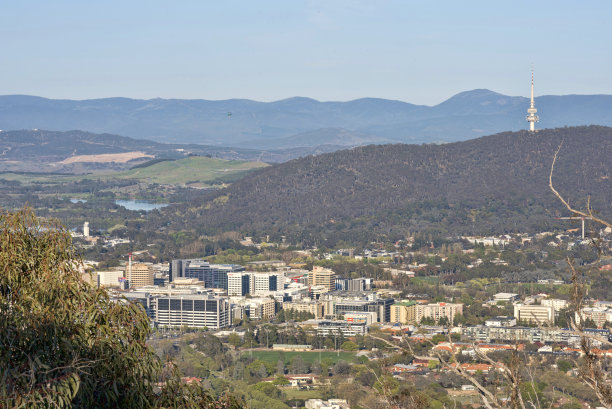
[{"xmin": 526, "ymin": 70, "xmax": 539, "ymax": 132}]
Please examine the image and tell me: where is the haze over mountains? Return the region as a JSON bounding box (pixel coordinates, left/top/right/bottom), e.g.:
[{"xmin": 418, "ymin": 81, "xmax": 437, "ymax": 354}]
[{"xmin": 2, "ymin": 90, "xmax": 612, "ymax": 149}]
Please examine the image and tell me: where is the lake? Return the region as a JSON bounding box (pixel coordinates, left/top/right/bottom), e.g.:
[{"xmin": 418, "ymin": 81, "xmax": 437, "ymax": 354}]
[{"xmin": 115, "ymin": 200, "xmax": 168, "ymax": 211}]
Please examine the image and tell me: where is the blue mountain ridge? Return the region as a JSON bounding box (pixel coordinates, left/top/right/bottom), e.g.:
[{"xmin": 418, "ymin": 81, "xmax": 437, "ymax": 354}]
[{"xmin": 1, "ymin": 90, "xmax": 611, "ymax": 148}]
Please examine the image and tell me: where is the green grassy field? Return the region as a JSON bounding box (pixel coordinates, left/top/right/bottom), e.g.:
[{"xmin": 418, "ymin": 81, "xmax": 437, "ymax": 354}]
[
  {"xmin": 0, "ymin": 157, "xmax": 268, "ymax": 186},
  {"xmin": 110, "ymin": 156, "xmax": 268, "ymax": 185},
  {"xmin": 0, "ymin": 172, "xmax": 76, "ymax": 184},
  {"xmin": 283, "ymin": 389, "xmax": 323, "ymax": 400},
  {"xmin": 242, "ymin": 350, "xmax": 359, "ymax": 365}
]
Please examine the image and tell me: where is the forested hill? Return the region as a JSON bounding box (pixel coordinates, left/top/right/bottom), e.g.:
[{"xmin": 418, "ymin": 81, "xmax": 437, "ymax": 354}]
[{"xmin": 159, "ymin": 126, "xmax": 612, "ymax": 245}]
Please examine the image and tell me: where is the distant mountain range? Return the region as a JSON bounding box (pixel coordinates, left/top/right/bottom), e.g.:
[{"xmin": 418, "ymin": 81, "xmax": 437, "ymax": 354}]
[
  {"xmin": 156, "ymin": 126, "xmax": 612, "ymax": 244},
  {"xmin": 1, "ymin": 91, "xmax": 612, "ymax": 149}
]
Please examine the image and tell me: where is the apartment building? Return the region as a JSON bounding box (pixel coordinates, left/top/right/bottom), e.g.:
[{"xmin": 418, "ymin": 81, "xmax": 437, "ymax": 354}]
[
  {"xmin": 390, "ymin": 301, "xmax": 417, "ymax": 324},
  {"xmin": 415, "ymin": 302, "xmax": 463, "ymax": 325},
  {"xmin": 577, "ymin": 307, "xmax": 612, "ymax": 327}
]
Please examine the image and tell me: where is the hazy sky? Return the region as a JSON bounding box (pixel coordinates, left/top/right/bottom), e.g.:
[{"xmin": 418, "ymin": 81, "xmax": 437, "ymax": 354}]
[{"xmin": 1, "ymin": 1, "xmax": 610, "ymax": 105}]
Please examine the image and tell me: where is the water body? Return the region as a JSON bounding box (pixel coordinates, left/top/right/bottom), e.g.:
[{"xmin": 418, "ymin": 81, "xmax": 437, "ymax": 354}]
[{"xmin": 115, "ymin": 199, "xmax": 168, "ymax": 212}]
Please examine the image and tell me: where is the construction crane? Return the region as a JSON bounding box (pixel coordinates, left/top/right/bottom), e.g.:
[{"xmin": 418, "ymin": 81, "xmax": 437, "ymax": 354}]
[{"xmin": 556, "ymin": 216, "xmax": 593, "ymax": 239}]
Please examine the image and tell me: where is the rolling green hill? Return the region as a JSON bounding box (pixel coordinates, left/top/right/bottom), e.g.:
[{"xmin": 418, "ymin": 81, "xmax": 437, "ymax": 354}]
[{"xmin": 111, "ymin": 156, "xmax": 268, "ymax": 185}]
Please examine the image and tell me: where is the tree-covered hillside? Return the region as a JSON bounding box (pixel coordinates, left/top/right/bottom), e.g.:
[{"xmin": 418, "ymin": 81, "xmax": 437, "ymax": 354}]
[{"xmin": 155, "ymin": 126, "xmax": 612, "ymax": 245}]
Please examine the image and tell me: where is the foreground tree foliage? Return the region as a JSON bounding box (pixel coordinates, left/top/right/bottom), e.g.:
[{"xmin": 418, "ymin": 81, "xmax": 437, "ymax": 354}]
[{"xmin": 0, "ymin": 208, "xmax": 242, "ymax": 408}]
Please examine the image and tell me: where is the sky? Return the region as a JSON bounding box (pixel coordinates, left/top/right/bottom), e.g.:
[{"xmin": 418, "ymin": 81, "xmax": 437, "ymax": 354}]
[{"xmin": 0, "ymin": 0, "xmax": 610, "ymax": 105}]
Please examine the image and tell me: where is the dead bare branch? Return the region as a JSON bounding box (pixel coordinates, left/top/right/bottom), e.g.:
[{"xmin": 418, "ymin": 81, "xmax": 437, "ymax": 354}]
[{"xmin": 549, "ymin": 143, "xmax": 612, "ymax": 229}]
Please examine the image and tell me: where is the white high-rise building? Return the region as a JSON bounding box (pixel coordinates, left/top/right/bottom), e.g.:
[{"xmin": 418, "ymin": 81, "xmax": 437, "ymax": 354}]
[
  {"xmin": 526, "ymin": 70, "xmax": 539, "ymax": 132},
  {"xmin": 253, "ymin": 272, "xmax": 282, "ymax": 294},
  {"xmin": 83, "ymin": 222, "xmax": 90, "ymax": 237},
  {"xmin": 227, "ymin": 272, "xmax": 252, "ymax": 296},
  {"xmin": 227, "ymin": 272, "xmax": 283, "ymax": 296}
]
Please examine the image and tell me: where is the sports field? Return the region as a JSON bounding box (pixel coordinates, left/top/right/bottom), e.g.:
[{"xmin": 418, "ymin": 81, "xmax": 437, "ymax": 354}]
[{"xmin": 241, "ymin": 350, "xmax": 359, "ymax": 365}]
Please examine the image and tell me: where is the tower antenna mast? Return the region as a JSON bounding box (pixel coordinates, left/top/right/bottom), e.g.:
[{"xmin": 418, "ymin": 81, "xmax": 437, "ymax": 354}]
[{"xmin": 526, "ymin": 68, "xmax": 539, "ymax": 132}]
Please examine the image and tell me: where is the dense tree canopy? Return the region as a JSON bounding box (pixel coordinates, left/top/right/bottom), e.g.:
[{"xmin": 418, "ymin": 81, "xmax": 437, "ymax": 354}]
[
  {"xmin": 0, "ymin": 208, "xmax": 241, "ymax": 408},
  {"xmin": 158, "ymin": 126, "xmax": 612, "ymax": 244}
]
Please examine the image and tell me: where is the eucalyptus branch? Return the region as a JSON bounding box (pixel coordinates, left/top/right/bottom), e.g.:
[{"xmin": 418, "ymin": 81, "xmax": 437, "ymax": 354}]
[{"xmin": 549, "ymin": 143, "xmax": 612, "ymax": 229}]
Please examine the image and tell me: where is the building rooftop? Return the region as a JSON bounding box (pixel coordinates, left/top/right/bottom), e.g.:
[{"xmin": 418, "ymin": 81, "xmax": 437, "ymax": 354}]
[{"xmin": 393, "ymin": 301, "xmax": 417, "ymax": 307}]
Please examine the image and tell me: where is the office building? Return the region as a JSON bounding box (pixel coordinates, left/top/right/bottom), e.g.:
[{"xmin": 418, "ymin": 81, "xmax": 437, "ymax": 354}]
[
  {"xmin": 316, "ymin": 320, "xmax": 367, "ymax": 337},
  {"xmin": 321, "ymin": 292, "xmax": 393, "ymax": 323},
  {"xmin": 344, "ymin": 311, "xmax": 377, "ymax": 325},
  {"xmin": 96, "ymin": 270, "xmax": 124, "ymax": 288},
  {"xmin": 283, "ymin": 299, "xmax": 325, "ymax": 319},
  {"xmin": 231, "ymin": 297, "xmax": 276, "ymax": 321},
  {"xmin": 121, "ymin": 292, "xmax": 156, "ymax": 320},
  {"xmin": 306, "ymin": 399, "xmax": 349, "ymax": 409},
  {"xmin": 513, "ymin": 304, "xmax": 555, "ymax": 325},
  {"xmin": 485, "ymin": 316, "xmax": 516, "ymax": 327},
  {"xmin": 253, "ymin": 272, "xmax": 281, "ymax": 293},
  {"xmin": 332, "ymin": 297, "xmax": 394, "ymax": 323},
  {"xmin": 310, "ymin": 266, "xmax": 335, "ymax": 291},
  {"xmin": 335, "ymin": 277, "xmax": 372, "ymax": 292},
  {"xmin": 462, "ymin": 326, "xmax": 609, "ymax": 346},
  {"xmin": 126, "ymin": 262, "xmax": 154, "ymax": 289},
  {"xmin": 169, "ymin": 259, "xmax": 244, "ymax": 289},
  {"xmin": 227, "ymin": 272, "xmax": 252, "ymax": 296},
  {"xmin": 377, "ymin": 298, "xmax": 394, "ymax": 323},
  {"xmin": 227, "ymin": 272, "xmax": 282, "ymax": 296},
  {"xmin": 155, "ymin": 294, "xmax": 229, "ymax": 329},
  {"xmin": 541, "ymin": 298, "xmax": 568, "ymax": 312},
  {"xmin": 490, "ymin": 293, "xmax": 520, "ymax": 305}
]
